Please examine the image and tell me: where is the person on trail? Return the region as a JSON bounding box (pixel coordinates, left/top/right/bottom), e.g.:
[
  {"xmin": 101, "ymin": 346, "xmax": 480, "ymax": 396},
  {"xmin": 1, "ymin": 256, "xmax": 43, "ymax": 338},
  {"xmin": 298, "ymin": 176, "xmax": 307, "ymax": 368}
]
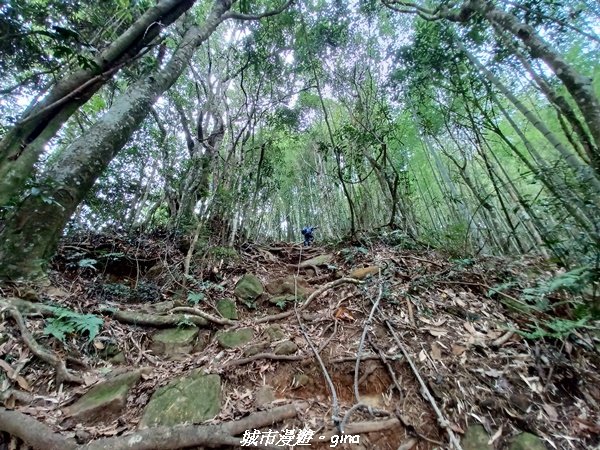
[{"xmin": 301, "ymin": 226, "xmax": 317, "ymax": 246}]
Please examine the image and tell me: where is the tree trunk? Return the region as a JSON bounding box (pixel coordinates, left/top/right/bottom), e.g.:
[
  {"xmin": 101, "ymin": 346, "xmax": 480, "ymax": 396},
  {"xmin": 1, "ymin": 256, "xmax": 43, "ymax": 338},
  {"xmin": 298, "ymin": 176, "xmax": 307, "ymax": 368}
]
[
  {"xmin": 0, "ymin": 0, "xmax": 234, "ymax": 280},
  {"xmin": 0, "ymin": 0, "xmax": 197, "ymax": 205}
]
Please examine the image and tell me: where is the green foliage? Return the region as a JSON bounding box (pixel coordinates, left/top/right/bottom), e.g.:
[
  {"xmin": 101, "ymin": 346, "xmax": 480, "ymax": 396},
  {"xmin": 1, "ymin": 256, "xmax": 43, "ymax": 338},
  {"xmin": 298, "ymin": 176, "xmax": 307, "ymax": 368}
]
[
  {"xmin": 44, "ymin": 308, "xmax": 103, "ymax": 343},
  {"xmin": 209, "ymin": 246, "xmax": 239, "ymax": 260},
  {"xmin": 187, "ymin": 291, "xmax": 205, "ymax": 305},
  {"xmin": 515, "ymin": 317, "xmax": 591, "ymax": 340}
]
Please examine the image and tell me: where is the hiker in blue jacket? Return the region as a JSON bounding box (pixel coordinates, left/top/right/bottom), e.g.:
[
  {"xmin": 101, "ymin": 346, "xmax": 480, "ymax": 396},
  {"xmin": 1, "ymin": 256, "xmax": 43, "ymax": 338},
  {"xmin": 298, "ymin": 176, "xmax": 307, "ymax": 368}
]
[{"xmin": 301, "ymin": 226, "xmax": 317, "ymax": 246}]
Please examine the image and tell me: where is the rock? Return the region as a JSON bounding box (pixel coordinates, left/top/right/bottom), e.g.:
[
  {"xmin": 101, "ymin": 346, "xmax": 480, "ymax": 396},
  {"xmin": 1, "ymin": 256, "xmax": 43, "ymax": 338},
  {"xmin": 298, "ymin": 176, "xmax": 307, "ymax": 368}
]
[
  {"xmin": 265, "ymin": 276, "xmax": 310, "ymax": 297},
  {"xmin": 461, "ymin": 424, "xmax": 492, "ymax": 450},
  {"xmin": 63, "ymin": 369, "xmax": 145, "ymax": 423},
  {"xmin": 234, "ymin": 274, "xmax": 263, "ymax": 301},
  {"xmin": 301, "ymin": 254, "xmax": 333, "ymax": 267},
  {"xmin": 265, "ymin": 325, "xmax": 286, "ymax": 342},
  {"xmin": 292, "ymin": 373, "xmax": 311, "ymax": 388},
  {"xmin": 255, "ymin": 385, "xmax": 275, "ymax": 407},
  {"xmin": 217, "ymin": 328, "xmax": 253, "ymax": 349},
  {"xmin": 509, "ymin": 432, "xmax": 547, "ymax": 450},
  {"xmin": 140, "ymin": 371, "xmax": 221, "ymax": 428},
  {"xmin": 151, "ymin": 327, "xmax": 198, "ymax": 356},
  {"xmin": 216, "ymin": 299, "xmax": 238, "ymax": 320},
  {"xmin": 244, "ymin": 342, "xmax": 269, "ymax": 356},
  {"xmin": 274, "ymin": 340, "xmax": 298, "ymax": 355},
  {"xmin": 349, "ymin": 266, "xmax": 380, "ymax": 280}
]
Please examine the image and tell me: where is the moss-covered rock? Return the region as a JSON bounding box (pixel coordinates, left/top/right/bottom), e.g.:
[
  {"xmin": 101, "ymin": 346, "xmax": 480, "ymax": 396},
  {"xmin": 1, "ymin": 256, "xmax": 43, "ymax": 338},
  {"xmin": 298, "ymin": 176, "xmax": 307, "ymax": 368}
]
[
  {"xmin": 63, "ymin": 369, "xmax": 145, "ymax": 423},
  {"xmin": 216, "ymin": 298, "xmax": 238, "ymax": 320},
  {"xmin": 244, "ymin": 342, "xmax": 269, "ymax": 356},
  {"xmin": 151, "ymin": 327, "xmax": 198, "ymax": 356},
  {"xmin": 255, "ymin": 385, "xmax": 275, "ymax": 407},
  {"xmin": 217, "ymin": 328, "xmax": 253, "ymax": 349},
  {"xmin": 265, "ymin": 276, "xmax": 310, "ymax": 298},
  {"xmin": 461, "ymin": 424, "xmax": 492, "ymax": 450},
  {"xmin": 274, "ymin": 340, "xmax": 298, "ymax": 355},
  {"xmin": 265, "ymin": 325, "xmax": 286, "ymax": 342},
  {"xmin": 140, "ymin": 371, "xmax": 221, "ymax": 428},
  {"xmin": 234, "ymin": 274, "xmax": 263, "ymax": 301},
  {"xmin": 509, "ymin": 432, "xmax": 547, "ymax": 450}
]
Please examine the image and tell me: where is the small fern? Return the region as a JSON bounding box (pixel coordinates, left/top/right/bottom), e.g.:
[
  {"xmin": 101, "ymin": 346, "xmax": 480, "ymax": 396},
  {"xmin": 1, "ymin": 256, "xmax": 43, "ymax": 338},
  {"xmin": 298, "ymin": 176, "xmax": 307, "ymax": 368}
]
[{"xmin": 44, "ymin": 308, "xmax": 103, "ymax": 343}]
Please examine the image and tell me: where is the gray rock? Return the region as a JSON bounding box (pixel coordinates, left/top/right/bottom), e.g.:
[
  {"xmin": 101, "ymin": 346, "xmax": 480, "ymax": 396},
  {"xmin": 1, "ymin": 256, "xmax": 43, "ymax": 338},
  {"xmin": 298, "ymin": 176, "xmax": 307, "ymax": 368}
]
[
  {"xmin": 509, "ymin": 432, "xmax": 547, "ymax": 450},
  {"xmin": 63, "ymin": 369, "xmax": 145, "ymax": 423},
  {"xmin": 234, "ymin": 274, "xmax": 263, "ymax": 301},
  {"xmin": 151, "ymin": 327, "xmax": 198, "ymax": 356},
  {"xmin": 140, "ymin": 371, "xmax": 221, "ymax": 428},
  {"xmin": 461, "ymin": 424, "xmax": 492, "ymax": 450},
  {"xmin": 244, "ymin": 342, "xmax": 269, "ymax": 357},
  {"xmin": 216, "ymin": 299, "xmax": 238, "ymax": 320},
  {"xmin": 217, "ymin": 328, "xmax": 253, "ymax": 349},
  {"xmin": 274, "ymin": 340, "xmax": 298, "ymax": 355},
  {"xmin": 265, "ymin": 325, "xmax": 286, "ymax": 342}
]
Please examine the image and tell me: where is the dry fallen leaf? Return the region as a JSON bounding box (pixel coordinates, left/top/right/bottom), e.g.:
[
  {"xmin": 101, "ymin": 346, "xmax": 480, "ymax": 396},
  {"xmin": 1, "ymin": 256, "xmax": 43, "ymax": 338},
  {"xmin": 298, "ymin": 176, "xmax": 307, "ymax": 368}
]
[
  {"xmin": 16, "ymin": 375, "xmax": 30, "ymax": 391},
  {"xmin": 418, "ymin": 349, "xmax": 427, "ymax": 362},
  {"xmin": 431, "ymin": 342, "xmax": 443, "ymax": 360},
  {"xmin": 452, "ymin": 344, "xmax": 467, "ymax": 356},
  {"xmin": 542, "ymin": 403, "xmax": 559, "ymax": 421}
]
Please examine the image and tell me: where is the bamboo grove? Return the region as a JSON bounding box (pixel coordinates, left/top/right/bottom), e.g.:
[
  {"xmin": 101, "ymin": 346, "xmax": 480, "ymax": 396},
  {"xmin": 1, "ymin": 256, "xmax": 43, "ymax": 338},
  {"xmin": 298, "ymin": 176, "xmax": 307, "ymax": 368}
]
[{"xmin": 0, "ymin": 0, "xmax": 599, "ymax": 280}]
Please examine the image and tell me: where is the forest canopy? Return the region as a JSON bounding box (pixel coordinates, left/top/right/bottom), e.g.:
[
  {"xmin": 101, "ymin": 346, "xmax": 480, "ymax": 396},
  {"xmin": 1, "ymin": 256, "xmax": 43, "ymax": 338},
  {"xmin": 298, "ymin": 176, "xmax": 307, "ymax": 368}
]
[{"xmin": 0, "ymin": 0, "xmax": 599, "ymax": 281}]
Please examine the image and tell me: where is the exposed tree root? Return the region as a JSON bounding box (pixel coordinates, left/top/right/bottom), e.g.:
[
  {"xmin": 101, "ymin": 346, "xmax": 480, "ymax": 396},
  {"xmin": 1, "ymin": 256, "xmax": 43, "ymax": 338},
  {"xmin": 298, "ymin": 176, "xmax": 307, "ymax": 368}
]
[
  {"xmin": 256, "ymin": 278, "xmax": 364, "ymax": 324},
  {"xmin": 100, "ymin": 307, "xmax": 208, "ymax": 327},
  {"xmin": 169, "ymin": 306, "xmax": 236, "ymax": 326},
  {"xmin": 0, "ymin": 306, "xmax": 83, "ymax": 385},
  {"xmin": 0, "ymin": 403, "xmax": 303, "ymax": 450}
]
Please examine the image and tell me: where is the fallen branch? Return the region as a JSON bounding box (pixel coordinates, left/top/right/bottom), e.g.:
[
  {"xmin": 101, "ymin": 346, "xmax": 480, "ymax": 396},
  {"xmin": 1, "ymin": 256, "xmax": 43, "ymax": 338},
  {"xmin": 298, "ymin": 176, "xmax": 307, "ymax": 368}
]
[
  {"xmin": 0, "ymin": 403, "xmax": 303, "ymax": 450},
  {"xmin": 256, "ymin": 278, "xmax": 364, "ymax": 324},
  {"xmin": 100, "ymin": 307, "xmax": 208, "ymax": 327},
  {"xmin": 0, "ymin": 306, "xmax": 83, "ymax": 385}
]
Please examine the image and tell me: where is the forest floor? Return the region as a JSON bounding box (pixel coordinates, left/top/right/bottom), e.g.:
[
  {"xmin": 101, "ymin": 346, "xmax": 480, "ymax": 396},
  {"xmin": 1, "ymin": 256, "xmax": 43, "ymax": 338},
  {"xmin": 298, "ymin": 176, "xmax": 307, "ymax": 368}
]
[{"xmin": 0, "ymin": 230, "xmax": 599, "ymax": 450}]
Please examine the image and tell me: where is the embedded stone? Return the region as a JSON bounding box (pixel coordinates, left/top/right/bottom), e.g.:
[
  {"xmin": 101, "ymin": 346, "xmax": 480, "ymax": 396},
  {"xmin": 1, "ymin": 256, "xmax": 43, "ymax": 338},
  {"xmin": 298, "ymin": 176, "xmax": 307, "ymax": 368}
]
[
  {"xmin": 265, "ymin": 276, "xmax": 310, "ymax": 297},
  {"xmin": 63, "ymin": 369, "xmax": 145, "ymax": 423},
  {"xmin": 140, "ymin": 372, "xmax": 221, "ymax": 428},
  {"xmin": 234, "ymin": 274, "xmax": 263, "ymax": 301},
  {"xmin": 244, "ymin": 342, "xmax": 269, "ymax": 357},
  {"xmin": 217, "ymin": 328, "xmax": 253, "ymax": 349},
  {"xmin": 461, "ymin": 424, "xmax": 492, "ymax": 450},
  {"xmin": 216, "ymin": 298, "xmax": 238, "ymax": 320},
  {"xmin": 265, "ymin": 325, "xmax": 286, "ymax": 342},
  {"xmin": 274, "ymin": 340, "xmax": 298, "ymax": 355},
  {"xmin": 509, "ymin": 432, "xmax": 546, "ymax": 450},
  {"xmin": 151, "ymin": 327, "xmax": 198, "ymax": 356}
]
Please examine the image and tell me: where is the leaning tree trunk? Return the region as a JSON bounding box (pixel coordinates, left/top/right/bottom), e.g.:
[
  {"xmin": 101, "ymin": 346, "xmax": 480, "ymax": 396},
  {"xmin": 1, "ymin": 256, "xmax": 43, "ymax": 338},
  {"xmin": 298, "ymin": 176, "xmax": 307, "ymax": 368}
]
[
  {"xmin": 0, "ymin": 0, "xmax": 235, "ymax": 281},
  {"xmin": 444, "ymin": 0, "xmax": 600, "ymax": 158},
  {"xmin": 0, "ymin": 0, "xmax": 197, "ymax": 205}
]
